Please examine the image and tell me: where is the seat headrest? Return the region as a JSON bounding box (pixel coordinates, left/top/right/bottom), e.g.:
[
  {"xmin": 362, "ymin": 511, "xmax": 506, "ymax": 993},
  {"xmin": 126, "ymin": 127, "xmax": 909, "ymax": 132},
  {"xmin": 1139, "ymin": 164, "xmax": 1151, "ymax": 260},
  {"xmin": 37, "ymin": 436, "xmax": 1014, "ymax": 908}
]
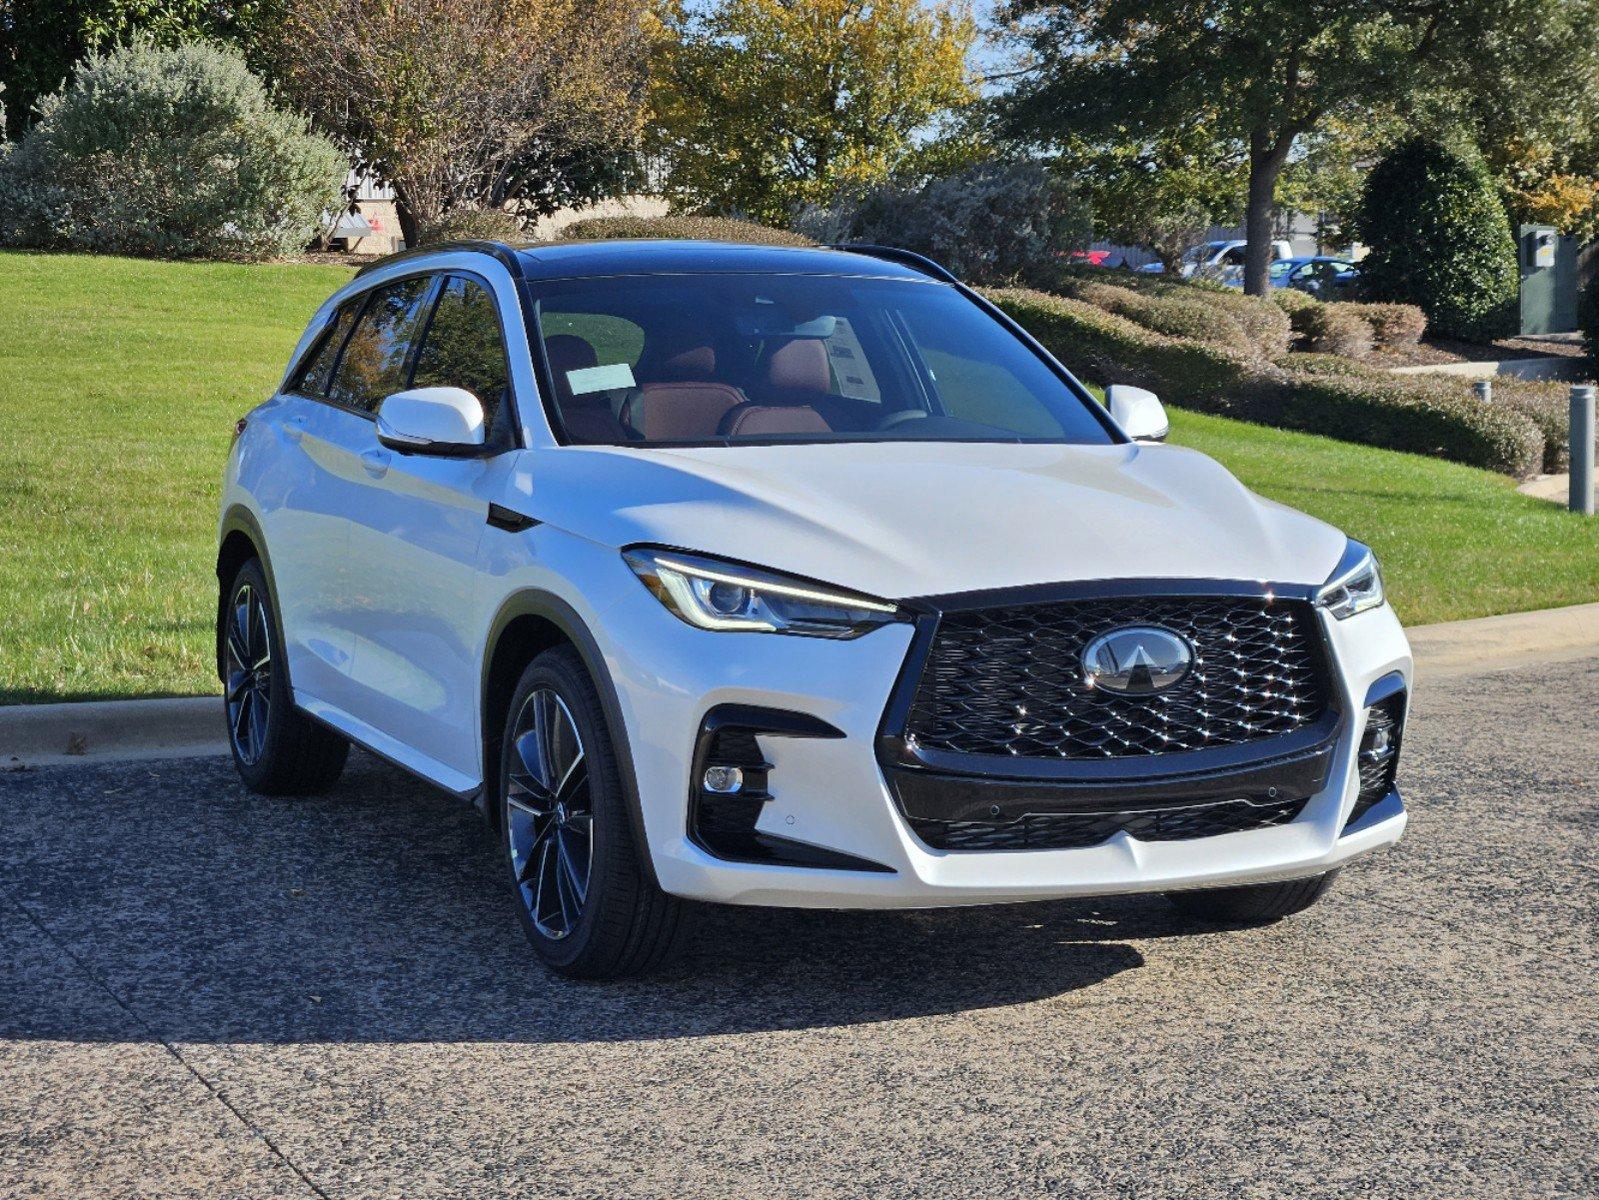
[
  {"xmin": 640, "ymin": 330, "xmax": 717, "ymax": 382},
  {"xmin": 720, "ymin": 403, "xmax": 830, "ymax": 438},
  {"xmin": 763, "ymin": 337, "xmax": 831, "ymax": 394}
]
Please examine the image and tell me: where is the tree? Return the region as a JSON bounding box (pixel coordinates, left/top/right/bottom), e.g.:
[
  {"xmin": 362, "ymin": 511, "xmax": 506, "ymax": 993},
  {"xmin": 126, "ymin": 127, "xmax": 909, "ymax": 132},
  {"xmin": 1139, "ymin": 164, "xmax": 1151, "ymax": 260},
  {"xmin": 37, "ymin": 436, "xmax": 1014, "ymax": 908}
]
[
  {"xmin": 0, "ymin": 0, "xmax": 277, "ymax": 135},
  {"xmin": 278, "ymin": 0, "xmax": 653, "ymax": 243},
  {"xmin": 1056, "ymin": 127, "xmax": 1244, "ymax": 272},
  {"xmin": 651, "ymin": 0, "xmax": 978, "ymax": 224},
  {"xmin": 1356, "ymin": 137, "xmax": 1518, "ymax": 342},
  {"xmin": 997, "ymin": 0, "xmax": 1594, "ymax": 296}
]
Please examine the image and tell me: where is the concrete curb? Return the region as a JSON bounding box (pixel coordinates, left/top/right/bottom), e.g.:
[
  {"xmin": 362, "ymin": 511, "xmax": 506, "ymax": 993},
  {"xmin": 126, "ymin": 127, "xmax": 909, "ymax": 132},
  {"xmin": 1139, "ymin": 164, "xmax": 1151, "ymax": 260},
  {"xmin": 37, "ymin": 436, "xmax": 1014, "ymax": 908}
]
[
  {"xmin": 1, "ymin": 696, "xmax": 224, "ymax": 769},
  {"xmin": 1406, "ymin": 601, "xmax": 1599, "ymax": 680},
  {"xmin": 3, "ymin": 602, "xmax": 1598, "ymax": 768}
]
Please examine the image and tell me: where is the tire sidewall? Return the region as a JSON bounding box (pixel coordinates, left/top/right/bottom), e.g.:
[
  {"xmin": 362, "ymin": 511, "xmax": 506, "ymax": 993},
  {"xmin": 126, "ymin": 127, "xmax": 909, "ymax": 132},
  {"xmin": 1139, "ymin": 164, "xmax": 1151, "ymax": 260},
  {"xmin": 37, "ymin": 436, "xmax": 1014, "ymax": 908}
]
[
  {"xmin": 223, "ymin": 559, "xmax": 293, "ymax": 788},
  {"xmin": 498, "ymin": 648, "xmax": 630, "ymax": 973}
]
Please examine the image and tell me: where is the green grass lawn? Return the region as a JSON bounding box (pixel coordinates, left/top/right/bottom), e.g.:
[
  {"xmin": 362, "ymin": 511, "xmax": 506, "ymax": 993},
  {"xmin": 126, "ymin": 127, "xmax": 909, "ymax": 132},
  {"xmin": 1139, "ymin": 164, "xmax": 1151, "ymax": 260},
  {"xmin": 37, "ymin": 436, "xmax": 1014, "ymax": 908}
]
[{"xmin": 2, "ymin": 249, "xmax": 1597, "ymax": 703}]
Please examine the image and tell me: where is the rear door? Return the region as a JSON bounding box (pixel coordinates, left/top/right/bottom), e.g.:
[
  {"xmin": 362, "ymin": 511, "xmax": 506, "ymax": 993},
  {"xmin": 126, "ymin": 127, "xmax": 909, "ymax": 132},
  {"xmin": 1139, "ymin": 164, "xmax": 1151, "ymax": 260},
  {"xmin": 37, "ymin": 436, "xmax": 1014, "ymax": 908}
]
[{"xmin": 337, "ymin": 273, "xmax": 514, "ymax": 786}]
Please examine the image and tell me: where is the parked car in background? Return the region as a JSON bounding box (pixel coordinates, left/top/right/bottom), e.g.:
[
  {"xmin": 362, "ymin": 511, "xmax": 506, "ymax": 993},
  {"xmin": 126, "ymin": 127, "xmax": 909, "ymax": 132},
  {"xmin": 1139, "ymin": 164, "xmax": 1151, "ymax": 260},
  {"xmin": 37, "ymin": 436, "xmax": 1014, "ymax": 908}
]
[
  {"xmin": 216, "ymin": 239, "xmax": 1411, "ymax": 979},
  {"xmin": 1137, "ymin": 239, "xmax": 1295, "ymax": 279},
  {"xmin": 1260, "ymin": 256, "xmax": 1360, "ymax": 297}
]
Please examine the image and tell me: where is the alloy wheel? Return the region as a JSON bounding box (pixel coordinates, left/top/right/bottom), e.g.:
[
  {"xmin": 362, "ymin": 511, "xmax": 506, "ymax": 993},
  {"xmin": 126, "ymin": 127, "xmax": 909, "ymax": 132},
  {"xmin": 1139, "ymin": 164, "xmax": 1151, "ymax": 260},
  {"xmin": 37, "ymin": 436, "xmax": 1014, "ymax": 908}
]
[
  {"xmin": 225, "ymin": 584, "xmax": 272, "ymax": 765},
  {"xmin": 505, "ymin": 689, "xmax": 594, "ymax": 940}
]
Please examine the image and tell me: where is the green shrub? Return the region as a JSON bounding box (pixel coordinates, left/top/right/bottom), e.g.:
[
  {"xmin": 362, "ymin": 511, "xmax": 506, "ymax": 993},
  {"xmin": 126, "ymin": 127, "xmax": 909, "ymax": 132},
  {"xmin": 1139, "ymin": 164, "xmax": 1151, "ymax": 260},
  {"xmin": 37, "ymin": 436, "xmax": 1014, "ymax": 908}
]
[
  {"xmin": 1300, "ymin": 304, "xmax": 1375, "ymax": 359},
  {"xmin": 1348, "ymin": 302, "xmax": 1427, "ymax": 347},
  {"xmin": 795, "ymin": 160, "xmax": 1091, "ymax": 288},
  {"xmin": 1056, "ymin": 273, "xmax": 1291, "ymax": 360},
  {"xmin": 1065, "ymin": 282, "xmax": 1256, "ymax": 356},
  {"xmin": 418, "ymin": 207, "xmax": 525, "ymax": 245},
  {"xmin": 1272, "ymin": 287, "xmax": 1321, "ymax": 319},
  {"xmin": 1494, "ymin": 378, "xmax": 1580, "ymax": 474},
  {"xmin": 1580, "ymin": 269, "xmax": 1599, "ymax": 364},
  {"xmin": 1356, "ymin": 137, "xmax": 1518, "ymax": 342},
  {"xmin": 1280, "ymin": 352, "xmax": 1370, "ymax": 377},
  {"xmin": 0, "ymin": 40, "xmax": 345, "ymax": 260},
  {"xmin": 986, "ymin": 286, "xmax": 1543, "ymax": 476},
  {"xmin": 559, "ymin": 214, "xmax": 814, "ymax": 247}
]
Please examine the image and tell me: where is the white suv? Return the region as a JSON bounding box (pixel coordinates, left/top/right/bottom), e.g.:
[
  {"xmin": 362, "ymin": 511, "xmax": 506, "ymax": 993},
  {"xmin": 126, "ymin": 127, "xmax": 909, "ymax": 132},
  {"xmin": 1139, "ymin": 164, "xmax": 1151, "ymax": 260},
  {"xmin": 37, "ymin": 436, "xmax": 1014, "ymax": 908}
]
[{"xmin": 217, "ymin": 239, "xmax": 1411, "ymax": 977}]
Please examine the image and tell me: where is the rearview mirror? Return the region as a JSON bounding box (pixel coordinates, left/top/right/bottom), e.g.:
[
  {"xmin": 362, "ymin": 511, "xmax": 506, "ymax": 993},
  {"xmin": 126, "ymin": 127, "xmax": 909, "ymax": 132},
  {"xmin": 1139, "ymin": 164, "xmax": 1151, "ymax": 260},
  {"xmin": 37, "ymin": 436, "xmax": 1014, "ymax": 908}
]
[
  {"xmin": 1106, "ymin": 384, "xmax": 1169, "ymax": 442},
  {"xmin": 376, "ymin": 387, "xmax": 486, "ymax": 456}
]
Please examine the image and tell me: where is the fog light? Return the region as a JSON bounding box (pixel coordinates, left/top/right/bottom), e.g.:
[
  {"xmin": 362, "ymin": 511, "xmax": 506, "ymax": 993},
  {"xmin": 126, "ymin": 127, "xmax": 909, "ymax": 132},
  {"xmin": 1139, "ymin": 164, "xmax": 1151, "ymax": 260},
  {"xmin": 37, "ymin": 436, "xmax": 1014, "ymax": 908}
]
[{"xmin": 702, "ymin": 765, "xmax": 744, "ymax": 794}]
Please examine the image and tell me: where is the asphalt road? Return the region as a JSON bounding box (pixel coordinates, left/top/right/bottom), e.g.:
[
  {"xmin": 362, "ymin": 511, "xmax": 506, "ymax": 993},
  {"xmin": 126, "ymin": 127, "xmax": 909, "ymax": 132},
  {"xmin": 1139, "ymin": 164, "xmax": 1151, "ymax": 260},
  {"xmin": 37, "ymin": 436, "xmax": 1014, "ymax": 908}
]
[{"xmin": 2, "ymin": 657, "xmax": 1596, "ymax": 1199}]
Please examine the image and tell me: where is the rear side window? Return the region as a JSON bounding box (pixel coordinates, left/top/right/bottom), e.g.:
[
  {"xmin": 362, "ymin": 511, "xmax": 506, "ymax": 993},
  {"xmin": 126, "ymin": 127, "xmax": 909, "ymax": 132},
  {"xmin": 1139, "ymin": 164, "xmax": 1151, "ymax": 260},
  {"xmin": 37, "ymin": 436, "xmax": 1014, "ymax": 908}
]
[
  {"xmin": 327, "ymin": 275, "xmax": 434, "ymax": 413},
  {"xmin": 412, "ymin": 277, "xmax": 511, "ymax": 437},
  {"xmin": 293, "ymin": 301, "xmax": 359, "ymax": 396}
]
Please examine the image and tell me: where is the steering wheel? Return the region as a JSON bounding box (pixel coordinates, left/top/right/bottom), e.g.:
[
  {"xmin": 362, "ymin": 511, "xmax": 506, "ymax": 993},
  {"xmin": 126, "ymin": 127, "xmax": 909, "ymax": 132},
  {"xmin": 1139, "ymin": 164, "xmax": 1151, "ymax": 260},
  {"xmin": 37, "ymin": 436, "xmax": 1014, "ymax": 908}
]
[{"xmin": 877, "ymin": 409, "xmax": 930, "ymax": 431}]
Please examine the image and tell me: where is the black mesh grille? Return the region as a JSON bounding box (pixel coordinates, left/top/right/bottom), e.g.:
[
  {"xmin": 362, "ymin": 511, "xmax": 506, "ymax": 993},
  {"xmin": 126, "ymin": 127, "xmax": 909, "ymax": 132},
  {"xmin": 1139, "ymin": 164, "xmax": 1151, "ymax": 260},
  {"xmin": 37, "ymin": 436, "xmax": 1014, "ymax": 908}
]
[
  {"xmin": 912, "ymin": 796, "xmax": 1307, "ymax": 852},
  {"xmin": 1347, "ymin": 697, "xmax": 1402, "ymax": 827},
  {"xmin": 906, "ymin": 595, "xmax": 1328, "ymax": 760}
]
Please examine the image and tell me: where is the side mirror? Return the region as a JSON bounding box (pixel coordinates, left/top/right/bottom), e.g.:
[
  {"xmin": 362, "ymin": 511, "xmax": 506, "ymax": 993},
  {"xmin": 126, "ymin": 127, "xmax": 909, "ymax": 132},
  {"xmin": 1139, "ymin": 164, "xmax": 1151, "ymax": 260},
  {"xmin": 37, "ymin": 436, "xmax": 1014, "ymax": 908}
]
[
  {"xmin": 375, "ymin": 387, "xmax": 486, "ymax": 456},
  {"xmin": 1106, "ymin": 384, "xmax": 1169, "ymax": 443}
]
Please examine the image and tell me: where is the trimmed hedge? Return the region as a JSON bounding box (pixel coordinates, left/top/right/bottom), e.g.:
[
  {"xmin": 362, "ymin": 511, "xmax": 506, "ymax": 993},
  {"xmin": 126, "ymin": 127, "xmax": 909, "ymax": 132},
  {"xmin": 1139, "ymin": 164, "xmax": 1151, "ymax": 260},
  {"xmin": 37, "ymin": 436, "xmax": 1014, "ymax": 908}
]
[
  {"xmin": 559, "ymin": 214, "xmax": 814, "ymax": 247},
  {"xmin": 987, "ymin": 286, "xmax": 1544, "ymax": 477},
  {"xmin": 1056, "ymin": 274, "xmax": 1290, "ymax": 360},
  {"xmin": 1280, "ymin": 352, "xmax": 1371, "ymax": 377},
  {"xmin": 1349, "ymin": 302, "xmax": 1427, "ymax": 347},
  {"xmin": 1494, "ymin": 378, "xmax": 1582, "ymax": 474},
  {"xmin": 1300, "ymin": 304, "xmax": 1374, "ymax": 359},
  {"xmin": 419, "ymin": 206, "xmax": 524, "ymax": 245}
]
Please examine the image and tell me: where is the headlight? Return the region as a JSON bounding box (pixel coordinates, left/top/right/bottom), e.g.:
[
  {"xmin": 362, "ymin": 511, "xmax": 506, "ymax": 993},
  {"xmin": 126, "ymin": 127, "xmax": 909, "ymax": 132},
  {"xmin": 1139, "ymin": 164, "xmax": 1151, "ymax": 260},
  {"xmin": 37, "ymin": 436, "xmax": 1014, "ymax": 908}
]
[
  {"xmin": 1316, "ymin": 539, "xmax": 1384, "ymax": 619},
  {"xmin": 623, "ymin": 547, "xmax": 902, "ymax": 638}
]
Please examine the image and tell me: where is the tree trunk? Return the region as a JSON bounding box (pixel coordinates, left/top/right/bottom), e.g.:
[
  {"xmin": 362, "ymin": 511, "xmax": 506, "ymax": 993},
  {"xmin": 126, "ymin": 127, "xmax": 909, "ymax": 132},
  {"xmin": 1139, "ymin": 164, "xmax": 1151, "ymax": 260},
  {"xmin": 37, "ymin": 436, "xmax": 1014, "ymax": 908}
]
[
  {"xmin": 1243, "ymin": 131, "xmax": 1294, "ymax": 296},
  {"xmin": 395, "ymin": 198, "xmax": 421, "ymax": 250}
]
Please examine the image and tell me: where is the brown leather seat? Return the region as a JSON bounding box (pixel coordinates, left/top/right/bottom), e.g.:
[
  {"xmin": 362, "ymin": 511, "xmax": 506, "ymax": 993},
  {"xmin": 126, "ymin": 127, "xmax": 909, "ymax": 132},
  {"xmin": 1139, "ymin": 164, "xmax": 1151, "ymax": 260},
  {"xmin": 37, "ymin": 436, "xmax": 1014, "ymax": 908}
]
[
  {"xmin": 759, "ymin": 337, "xmax": 832, "ymax": 402},
  {"xmin": 622, "ymin": 335, "xmax": 748, "ymax": 440},
  {"xmin": 545, "ymin": 334, "xmax": 630, "ymax": 443},
  {"xmin": 719, "ymin": 403, "xmax": 830, "ymax": 437}
]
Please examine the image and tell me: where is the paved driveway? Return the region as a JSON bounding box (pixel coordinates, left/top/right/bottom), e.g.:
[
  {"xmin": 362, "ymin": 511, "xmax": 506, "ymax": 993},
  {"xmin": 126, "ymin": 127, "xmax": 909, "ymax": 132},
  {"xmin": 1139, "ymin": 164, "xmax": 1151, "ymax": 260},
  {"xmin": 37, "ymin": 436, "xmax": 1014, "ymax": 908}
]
[{"xmin": 2, "ymin": 657, "xmax": 1596, "ymax": 1199}]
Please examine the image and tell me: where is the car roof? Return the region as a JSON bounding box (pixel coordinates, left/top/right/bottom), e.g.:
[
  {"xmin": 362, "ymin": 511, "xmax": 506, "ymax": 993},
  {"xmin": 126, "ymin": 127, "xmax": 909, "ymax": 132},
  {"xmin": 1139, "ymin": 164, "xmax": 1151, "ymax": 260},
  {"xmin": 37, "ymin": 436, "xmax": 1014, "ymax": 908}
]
[{"xmin": 356, "ymin": 238, "xmax": 942, "ymax": 284}]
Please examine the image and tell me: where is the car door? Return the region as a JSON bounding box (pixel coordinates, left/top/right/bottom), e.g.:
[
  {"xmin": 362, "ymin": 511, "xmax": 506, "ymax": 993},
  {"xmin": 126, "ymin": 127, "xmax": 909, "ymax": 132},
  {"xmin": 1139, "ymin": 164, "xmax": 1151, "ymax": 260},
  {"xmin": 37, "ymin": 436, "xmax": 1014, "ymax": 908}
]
[
  {"xmin": 282, "ymin": 272, "xmax": 442, "ymax": 723},
  {"xmin": 253, "ymin": 297, "xmax": 368, "ymax": 707},
  {"xmin": 337, "ymin": 273, "xmax": 513, "ymax": 786}
]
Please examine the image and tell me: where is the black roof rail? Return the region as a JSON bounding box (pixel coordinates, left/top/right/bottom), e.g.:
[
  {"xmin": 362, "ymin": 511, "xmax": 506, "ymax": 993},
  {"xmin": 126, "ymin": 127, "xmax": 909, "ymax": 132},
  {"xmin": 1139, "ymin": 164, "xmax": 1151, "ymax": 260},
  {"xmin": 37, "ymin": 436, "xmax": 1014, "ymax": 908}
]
[
  {"xmin": 353, "ymin": 239, "xmax": 527, "ymax": 279},
  {"xmin": 830, "ymin": 243, "xmax": 960, "ymax": 284}
]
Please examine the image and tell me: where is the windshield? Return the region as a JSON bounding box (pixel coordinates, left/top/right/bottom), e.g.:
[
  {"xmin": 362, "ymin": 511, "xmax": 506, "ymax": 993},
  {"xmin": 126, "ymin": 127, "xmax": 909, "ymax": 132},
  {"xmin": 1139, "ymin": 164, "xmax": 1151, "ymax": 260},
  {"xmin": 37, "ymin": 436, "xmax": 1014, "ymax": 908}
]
[{"xmin": 530, "ymin": 273, "xmax": 1117, "ymax": 447}]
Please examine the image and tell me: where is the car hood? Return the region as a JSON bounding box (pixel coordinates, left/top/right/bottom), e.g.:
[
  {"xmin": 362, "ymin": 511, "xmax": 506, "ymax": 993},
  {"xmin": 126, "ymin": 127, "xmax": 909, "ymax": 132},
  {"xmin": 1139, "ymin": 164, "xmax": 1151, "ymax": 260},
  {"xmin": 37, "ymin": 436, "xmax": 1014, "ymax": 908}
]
[{"xmin": 528, "ymin": 441, "xmax": 1347, "ymax": 601}]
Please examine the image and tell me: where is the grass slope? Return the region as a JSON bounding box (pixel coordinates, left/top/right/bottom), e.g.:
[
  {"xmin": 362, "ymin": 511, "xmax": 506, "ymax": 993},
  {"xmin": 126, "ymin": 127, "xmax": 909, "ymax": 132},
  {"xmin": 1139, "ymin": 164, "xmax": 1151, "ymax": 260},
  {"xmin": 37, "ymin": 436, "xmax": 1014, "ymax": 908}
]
[
  {"xmin": 1, "ymin": 250, "xmax": 1596, "ymax": 703},
  {"xmin": 0, "ymin": 252, "xmax": 352, "ymax": 703}
]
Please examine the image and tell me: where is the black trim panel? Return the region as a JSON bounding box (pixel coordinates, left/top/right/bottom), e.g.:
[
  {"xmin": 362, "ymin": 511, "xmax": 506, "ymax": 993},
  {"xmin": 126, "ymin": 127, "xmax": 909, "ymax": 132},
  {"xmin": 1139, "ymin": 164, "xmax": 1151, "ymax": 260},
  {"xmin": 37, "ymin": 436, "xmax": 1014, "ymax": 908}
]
[{"xmin": 486, "ymin": 503, "xmax": 539, "ymax": 533}]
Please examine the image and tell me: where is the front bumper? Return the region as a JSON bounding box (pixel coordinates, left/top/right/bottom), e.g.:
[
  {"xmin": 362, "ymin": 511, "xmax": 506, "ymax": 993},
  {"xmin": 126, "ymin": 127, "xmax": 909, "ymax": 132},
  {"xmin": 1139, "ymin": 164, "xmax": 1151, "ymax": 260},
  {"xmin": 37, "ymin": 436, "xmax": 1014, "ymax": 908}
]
[{"xmin": 597, "ymin": 583, "xmax": 1411, "ymax": 909}]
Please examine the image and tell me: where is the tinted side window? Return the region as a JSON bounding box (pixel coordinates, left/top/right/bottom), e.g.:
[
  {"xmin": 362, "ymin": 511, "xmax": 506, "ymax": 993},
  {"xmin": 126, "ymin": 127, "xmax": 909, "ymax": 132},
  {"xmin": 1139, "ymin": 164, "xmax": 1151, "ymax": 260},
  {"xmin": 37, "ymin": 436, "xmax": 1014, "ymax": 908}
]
[
  {"xmin": 327, "ymin": 276, "xmax": 434, "ymax": 413},
  {"xmin": 293, "ymin": 301, "xmax": 359, "ymax": 397},
  {"xmin": 412, "ymin": 277, "xmax": 511, "ymax": 436}
]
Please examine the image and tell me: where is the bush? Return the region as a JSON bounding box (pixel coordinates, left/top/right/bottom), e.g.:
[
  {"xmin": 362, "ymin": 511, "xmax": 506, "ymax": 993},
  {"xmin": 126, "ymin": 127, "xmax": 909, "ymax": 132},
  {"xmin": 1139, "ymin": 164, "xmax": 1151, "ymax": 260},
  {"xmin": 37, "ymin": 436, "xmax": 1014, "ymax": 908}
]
[
  {"xmin": 1057, "ymin": 273, "xmax": 1291, "ymax": 361},
  {"xmin": 0, "ymin": 40, "xmax": 345, "ymax": 260},
  {"xmin": 796, "ymin": 160, "xmax": 1091, "ymax": 288},
  {"xmin": 986, "ymin": 286, "xmax": 1543, "ymax": 477},
  {"xmin": 1272, "ymin": 287, "xmax": 1321, "ymax": 320},
  {"xmin": 1581, "ymin": 269, "xmax": 1599, "ymax": 364},
  {"xmin": 1348, "ymin": 302, "xmax": 1427, "ymax": 347},
  {"xmin": 1065, "ymin": 282, "xmax": 1256, "ymax": 356},
  {"xmin": 1280, "ymin": 352, "xmax": 1371, "ymax": 378},
  {"xmin": 559, "ymin": 214, "xmax": 814, "ymax": 246},
  {"xmin": 418, "ymin": 207, "xmax": 525, "ymax": 245},
  {"xmin": 1356, "ymin": 138, "xmax": 1519, "ymax": 342},
  {"xmin": 1300, "ymin": 304, "xmax": 1375, "ymax": 359},
  {"xmin": 1494, "ymin": 378, "xmax": 1580, "ymax": 474}
]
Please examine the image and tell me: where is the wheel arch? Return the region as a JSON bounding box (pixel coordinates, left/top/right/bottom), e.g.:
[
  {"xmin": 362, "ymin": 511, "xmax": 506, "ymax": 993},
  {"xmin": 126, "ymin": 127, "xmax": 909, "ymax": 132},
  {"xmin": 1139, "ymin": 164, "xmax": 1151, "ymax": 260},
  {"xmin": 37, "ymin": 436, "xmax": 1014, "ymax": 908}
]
[
  {"xmin": 215, "ymin": 506, "xmax": 289, "ymax": 688},
  {"xmin": 480, "ymin": 590, "xmax": 661, "ymax": 888}
]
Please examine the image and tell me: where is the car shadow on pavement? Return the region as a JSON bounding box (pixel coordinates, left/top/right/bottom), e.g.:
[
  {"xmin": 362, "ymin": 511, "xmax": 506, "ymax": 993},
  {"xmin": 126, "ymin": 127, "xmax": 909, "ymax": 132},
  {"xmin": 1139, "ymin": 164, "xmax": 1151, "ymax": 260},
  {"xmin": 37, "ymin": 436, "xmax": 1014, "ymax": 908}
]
[{"xmin": 0, "ymin": 751, "xmax": 1211, "ymax": 1046}]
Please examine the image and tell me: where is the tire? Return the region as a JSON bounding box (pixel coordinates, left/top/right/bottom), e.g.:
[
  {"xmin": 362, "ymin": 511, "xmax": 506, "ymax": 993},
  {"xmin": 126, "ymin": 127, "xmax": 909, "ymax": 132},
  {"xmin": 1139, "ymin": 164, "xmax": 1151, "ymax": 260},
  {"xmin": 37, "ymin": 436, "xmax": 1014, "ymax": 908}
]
[
  {"xmin": 498, "ymin": 645, "xmax": 690, "ymax": 979},
  {"xmin": 1165, "ymin": 870, "xmax": 1339, "ymax": 925},
  {"xmin": 222, "ymin": 558, "xmax": 349, "ymax": 795}
]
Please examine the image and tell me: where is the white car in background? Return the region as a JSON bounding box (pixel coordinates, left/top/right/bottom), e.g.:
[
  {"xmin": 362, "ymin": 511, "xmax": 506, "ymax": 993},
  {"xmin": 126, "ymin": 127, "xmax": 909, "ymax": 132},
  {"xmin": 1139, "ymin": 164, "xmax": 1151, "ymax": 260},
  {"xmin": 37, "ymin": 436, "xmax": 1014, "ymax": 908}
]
[
  {"xmin": 1138, "ymin": 239, "xmax": 1296, "ymax": 279},
  {"xmin": 216, "ymin": 239, "xmax": 1411, "ymax": 978}
]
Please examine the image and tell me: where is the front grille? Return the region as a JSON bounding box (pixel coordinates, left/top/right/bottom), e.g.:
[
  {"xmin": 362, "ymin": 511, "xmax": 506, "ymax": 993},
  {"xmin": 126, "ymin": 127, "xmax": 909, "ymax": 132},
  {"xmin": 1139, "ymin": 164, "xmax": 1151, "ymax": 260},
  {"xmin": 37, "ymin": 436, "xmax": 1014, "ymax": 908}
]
[
  {"xmin": 912, "ymin": 796, "xmax": 1307, "ymax": 852},
  {"xmin": 905, "ymin": 595, "xmax": 1328, "ymax": 760}
]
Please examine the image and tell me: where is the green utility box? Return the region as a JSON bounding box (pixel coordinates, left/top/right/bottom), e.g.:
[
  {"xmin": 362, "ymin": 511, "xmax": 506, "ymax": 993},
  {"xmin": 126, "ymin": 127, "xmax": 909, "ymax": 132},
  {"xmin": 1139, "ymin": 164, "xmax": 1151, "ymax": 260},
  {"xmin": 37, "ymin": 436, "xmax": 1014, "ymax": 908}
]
[{"xmin": 1518, "ymin": 224, "xmax": 1582, "ymax": 335}]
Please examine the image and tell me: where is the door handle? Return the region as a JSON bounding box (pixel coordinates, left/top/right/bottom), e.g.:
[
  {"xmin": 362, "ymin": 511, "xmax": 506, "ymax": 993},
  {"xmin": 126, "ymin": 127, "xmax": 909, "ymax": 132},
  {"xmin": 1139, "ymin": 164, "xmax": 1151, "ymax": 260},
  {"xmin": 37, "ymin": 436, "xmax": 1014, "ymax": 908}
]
[
  {"xmin": 284, "ymin": 414, "xmax": 308, "ymax": 442},
  {"xmin": 360, "ymin": 447, "xmax": 391, "ymax": 478}
]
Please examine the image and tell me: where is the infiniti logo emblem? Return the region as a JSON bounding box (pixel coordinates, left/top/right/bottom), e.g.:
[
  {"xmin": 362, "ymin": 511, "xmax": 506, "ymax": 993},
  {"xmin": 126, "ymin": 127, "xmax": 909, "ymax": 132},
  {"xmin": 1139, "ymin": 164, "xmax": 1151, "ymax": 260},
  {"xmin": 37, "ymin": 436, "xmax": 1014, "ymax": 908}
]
[{"xmin": 1081, "ymin": 626, "xmax": 1194, "ymax": 695}]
